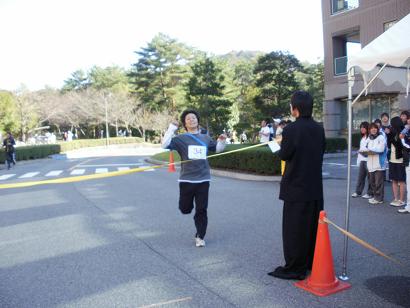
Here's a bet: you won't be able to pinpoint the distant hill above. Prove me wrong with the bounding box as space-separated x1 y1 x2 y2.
218 50 264 64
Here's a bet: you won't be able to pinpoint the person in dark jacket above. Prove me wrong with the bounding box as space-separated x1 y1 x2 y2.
268 91 326 280
386 117 406 206
2 132 16 170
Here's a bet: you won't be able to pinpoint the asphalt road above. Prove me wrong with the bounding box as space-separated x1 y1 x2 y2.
0 149 409 307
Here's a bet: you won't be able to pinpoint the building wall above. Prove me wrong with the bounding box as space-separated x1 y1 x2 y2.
321 0 410 137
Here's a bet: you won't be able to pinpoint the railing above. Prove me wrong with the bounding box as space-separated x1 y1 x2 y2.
331 0 359 15
334 56 348 76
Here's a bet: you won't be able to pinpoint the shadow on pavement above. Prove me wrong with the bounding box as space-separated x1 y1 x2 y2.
365 276 410 307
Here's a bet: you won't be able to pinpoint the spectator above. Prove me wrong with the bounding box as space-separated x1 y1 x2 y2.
352 122 373 199
366 122 387 205
400 110 410 125
259 120 270 143
399 117 410 214
240 131 247 144
2 132 16 170
386 117 406 207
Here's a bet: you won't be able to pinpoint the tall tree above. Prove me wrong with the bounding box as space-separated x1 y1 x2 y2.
0 91 18 134
128 33 194 112
186 57 232 135
253 51 302 117
296 62 324 120
61 70 89 92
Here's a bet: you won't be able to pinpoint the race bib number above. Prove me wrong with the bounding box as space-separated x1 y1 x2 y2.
188 145 207 160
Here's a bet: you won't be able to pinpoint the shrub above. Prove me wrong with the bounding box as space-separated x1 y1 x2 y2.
0 137 144 163
0 144 61 163
59 137 143 152
325 138 347 153
208 144 281 175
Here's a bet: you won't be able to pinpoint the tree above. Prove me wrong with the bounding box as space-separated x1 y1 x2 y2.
186 57 232 135
129 33 194 112
13 87 39 141
296 61 324 120
62 70 89 92
253 51 302 117
0 91 18 134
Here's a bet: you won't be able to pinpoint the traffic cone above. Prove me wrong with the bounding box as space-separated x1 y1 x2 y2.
168 151 176 172
295 211 351 296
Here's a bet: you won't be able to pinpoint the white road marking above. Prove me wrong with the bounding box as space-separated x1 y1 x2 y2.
70 169 86 175
140 165 155 172
79 163 143 167
95 168 108 174
117 167 130 171
19 172 40 178
45 170 63 177
0 174 16 180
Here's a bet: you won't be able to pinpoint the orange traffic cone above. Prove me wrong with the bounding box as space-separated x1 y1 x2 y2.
295 211 351 296
168 151 176 172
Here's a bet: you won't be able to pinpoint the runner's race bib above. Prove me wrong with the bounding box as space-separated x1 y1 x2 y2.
188 145 207 160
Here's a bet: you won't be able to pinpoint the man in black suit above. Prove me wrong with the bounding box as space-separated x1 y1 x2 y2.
269 91 325 280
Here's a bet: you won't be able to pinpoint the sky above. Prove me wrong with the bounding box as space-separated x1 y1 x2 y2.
0 0 324 91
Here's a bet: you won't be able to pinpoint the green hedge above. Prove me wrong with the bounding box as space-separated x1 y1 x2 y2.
59 137 143 152
0 137 144 163
325 138 347 153
0 144 61 163
208 144 281 175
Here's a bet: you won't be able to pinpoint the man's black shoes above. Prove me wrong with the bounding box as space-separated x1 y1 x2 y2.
268 266 306 280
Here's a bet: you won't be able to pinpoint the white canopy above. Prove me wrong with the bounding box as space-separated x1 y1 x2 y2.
348 13 410 72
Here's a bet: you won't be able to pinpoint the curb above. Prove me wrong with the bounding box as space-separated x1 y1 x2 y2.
145 158 281 182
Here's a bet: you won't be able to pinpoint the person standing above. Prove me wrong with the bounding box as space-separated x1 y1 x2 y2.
386 117 406 206
269 91 325 280
3 132 16 170
351 122 373 199
259 120 270 143
162 110 226 247
367 122 387 204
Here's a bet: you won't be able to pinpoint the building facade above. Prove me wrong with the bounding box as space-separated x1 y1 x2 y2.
322 0 410 137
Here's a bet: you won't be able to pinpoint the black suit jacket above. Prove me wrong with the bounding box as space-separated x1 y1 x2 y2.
279 117 325 202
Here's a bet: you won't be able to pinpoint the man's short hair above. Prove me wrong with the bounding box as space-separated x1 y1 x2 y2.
290 91 313 117
180 109 200 130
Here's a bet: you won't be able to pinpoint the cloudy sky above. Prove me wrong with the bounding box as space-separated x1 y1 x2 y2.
0 0 324 91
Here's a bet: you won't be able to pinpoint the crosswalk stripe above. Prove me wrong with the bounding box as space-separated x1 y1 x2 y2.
19 172 40 179
117 167 130 171
140 165 155 172
0 174 16 180
70 169 85 175
95 168 108 174
45 170 64 177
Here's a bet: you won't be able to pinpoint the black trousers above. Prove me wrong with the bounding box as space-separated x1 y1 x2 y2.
282 200 323 275
179 182 210 239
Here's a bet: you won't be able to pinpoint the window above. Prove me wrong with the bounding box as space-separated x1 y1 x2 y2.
340 94 399 131
332 0 359 15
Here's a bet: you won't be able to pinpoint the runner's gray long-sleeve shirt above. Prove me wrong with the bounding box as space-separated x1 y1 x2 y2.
162 124 226 183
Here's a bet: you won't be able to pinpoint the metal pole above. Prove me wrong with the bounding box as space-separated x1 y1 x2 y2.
339 68 354 281
105 94 109 146
340 63 387 281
